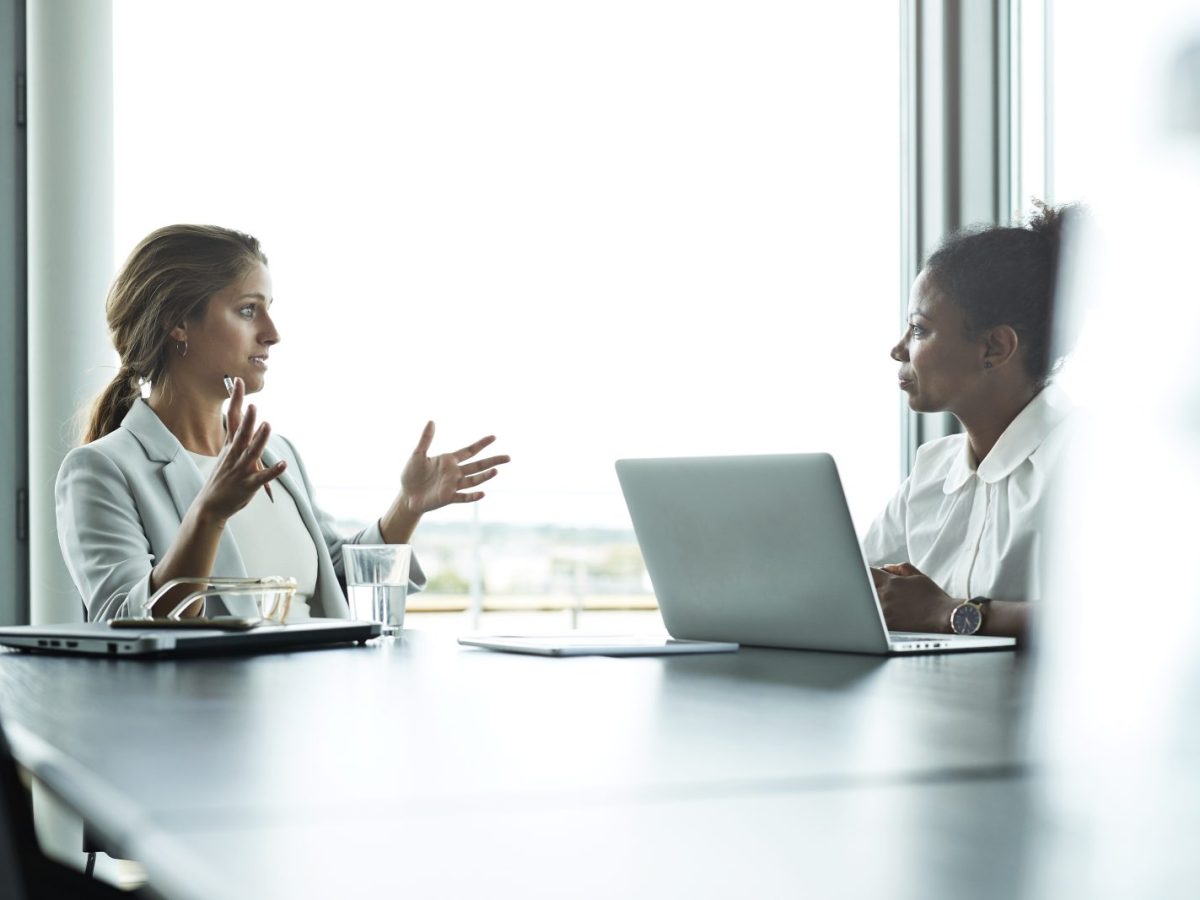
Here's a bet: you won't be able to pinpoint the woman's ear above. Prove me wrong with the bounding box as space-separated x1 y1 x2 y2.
168 323 187 342
983 325 1020 370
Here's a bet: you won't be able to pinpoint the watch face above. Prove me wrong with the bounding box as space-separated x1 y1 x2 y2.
951 603 983 635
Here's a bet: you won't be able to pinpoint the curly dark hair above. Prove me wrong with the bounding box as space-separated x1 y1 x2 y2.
925 201 1078 387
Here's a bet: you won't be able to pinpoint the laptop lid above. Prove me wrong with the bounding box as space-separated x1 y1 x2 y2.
0 619 380 659
616 453 1014 655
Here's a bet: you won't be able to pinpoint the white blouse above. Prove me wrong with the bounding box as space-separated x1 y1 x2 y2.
862 385 1074 603
188 452 319 619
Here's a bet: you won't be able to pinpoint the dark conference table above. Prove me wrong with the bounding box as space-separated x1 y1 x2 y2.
0 630 1079 898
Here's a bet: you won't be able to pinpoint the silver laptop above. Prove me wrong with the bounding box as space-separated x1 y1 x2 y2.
615 454 1016 655
0 619 381 658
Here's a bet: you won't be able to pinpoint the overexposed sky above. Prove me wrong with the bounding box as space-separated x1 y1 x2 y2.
114 1 902 531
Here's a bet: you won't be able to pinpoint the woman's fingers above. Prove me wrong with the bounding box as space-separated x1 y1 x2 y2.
238 421 272 467
413 421 436 457
222 407 275 478
880 562 918 576
460 469 497 489
460 454 511 476
454 434 496 463
230 403 257 455
225 377 246 440
251 459 287 486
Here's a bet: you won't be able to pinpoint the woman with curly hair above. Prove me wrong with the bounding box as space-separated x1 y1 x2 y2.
865 203 1078 644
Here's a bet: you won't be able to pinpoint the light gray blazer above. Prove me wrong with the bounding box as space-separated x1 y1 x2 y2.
55 399 424 621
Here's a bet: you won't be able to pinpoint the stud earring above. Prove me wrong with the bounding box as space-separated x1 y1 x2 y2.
984 361 992 370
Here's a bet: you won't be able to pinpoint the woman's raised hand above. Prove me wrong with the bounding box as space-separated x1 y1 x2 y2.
196 377 286 522
399 421 510 514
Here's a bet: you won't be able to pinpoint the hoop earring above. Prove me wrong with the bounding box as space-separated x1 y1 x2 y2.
178 340 188 359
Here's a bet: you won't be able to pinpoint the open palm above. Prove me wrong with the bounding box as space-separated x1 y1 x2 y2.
400 421 510 513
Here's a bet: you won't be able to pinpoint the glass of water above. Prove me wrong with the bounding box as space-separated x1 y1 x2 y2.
343 544 412 635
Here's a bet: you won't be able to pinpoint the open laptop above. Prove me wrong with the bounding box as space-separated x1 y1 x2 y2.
0 619 381 659
613 454 1016 655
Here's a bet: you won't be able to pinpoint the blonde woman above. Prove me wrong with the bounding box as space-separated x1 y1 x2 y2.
56 225 509 621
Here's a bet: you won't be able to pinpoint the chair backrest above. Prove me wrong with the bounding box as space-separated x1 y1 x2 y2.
0 717 32 899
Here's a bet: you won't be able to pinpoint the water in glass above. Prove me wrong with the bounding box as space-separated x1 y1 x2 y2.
348 583 406 634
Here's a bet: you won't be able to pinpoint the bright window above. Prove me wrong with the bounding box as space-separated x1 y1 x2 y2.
1009 0 1050 217
1012 0 1115 399
114 2 902 616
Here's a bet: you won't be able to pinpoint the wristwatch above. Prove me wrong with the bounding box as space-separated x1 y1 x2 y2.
949 596 991 635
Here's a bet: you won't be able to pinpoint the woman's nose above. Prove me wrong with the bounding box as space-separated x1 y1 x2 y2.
890 337 907 362
260 314 281 346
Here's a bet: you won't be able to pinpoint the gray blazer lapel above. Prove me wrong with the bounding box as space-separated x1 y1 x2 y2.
123 401 249 604
117 401 345 618
121 399 183 464
161 454 202 522
124 399 203 524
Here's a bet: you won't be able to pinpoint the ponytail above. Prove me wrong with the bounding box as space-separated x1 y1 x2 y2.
82 369 142 444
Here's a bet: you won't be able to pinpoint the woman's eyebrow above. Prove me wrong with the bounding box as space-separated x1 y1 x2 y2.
236 292 267 302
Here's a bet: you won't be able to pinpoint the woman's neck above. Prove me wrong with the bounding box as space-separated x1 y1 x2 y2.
956 382 1040 465
147 381 226 456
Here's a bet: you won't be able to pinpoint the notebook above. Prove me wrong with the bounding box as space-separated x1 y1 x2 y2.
0 619 380 658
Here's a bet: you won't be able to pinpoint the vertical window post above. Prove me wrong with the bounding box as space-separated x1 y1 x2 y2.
901 0 1012 474
0 0 28 626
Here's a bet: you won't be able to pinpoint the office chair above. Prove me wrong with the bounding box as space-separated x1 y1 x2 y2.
0 714 145 898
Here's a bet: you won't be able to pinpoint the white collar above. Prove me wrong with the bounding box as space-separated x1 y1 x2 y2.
942 384 1073 494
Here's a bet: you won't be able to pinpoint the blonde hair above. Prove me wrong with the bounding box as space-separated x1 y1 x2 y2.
82 225 269 443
